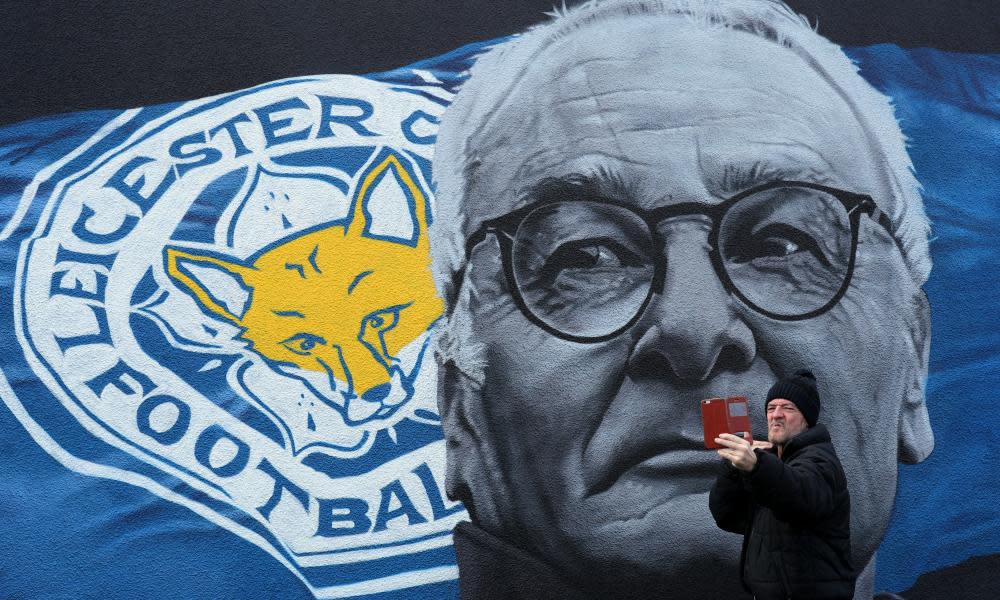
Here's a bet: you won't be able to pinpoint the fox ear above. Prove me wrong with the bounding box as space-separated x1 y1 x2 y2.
348 150 429 246
165 248 254 324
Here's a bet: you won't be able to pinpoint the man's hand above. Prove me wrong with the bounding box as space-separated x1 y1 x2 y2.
715 434 763 472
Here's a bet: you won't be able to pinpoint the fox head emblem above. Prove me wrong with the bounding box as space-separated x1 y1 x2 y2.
165 153 442 433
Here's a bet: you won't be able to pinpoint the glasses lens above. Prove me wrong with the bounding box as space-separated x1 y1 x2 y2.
511 201 656 339
719 185 854 318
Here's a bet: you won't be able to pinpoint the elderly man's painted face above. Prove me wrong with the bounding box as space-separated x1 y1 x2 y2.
446 16 931 594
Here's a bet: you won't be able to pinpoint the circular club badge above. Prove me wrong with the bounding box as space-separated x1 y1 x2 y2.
6 74 465 597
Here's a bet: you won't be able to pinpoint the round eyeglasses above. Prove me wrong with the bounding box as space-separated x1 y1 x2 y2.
463 180 897 343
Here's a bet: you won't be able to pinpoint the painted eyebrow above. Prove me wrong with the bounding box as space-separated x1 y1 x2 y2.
347 270 374 294
272 310 305 318
522 168 631 207
523 163 832 209
712 159 834 196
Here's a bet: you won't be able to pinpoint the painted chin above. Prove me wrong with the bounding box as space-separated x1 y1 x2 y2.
566 489 742 585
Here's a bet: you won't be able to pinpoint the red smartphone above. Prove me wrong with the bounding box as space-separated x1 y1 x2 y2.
701 396 752 449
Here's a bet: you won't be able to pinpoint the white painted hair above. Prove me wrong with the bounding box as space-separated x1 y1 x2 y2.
430 0 932 381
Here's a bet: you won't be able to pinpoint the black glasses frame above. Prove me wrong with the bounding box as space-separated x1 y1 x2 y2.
464 180 896 343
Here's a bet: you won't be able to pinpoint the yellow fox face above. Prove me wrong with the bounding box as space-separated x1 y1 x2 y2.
165 152 442 426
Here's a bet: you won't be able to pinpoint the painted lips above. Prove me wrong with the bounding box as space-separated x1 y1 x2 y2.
587 443 721 498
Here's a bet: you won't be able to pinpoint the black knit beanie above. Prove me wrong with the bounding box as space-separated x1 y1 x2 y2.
765 369 820 426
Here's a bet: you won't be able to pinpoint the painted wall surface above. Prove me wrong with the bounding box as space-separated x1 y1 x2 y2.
0 9 997 600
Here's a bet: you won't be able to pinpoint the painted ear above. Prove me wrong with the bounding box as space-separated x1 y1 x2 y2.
165 247 255 325
435 302 496 520
899 290 934 464
348 150 428 246
437 357 484 517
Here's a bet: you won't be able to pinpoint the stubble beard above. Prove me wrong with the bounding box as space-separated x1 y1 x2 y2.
768 424 786 446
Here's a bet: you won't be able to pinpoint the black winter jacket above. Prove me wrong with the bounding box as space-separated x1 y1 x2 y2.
709 424 855 600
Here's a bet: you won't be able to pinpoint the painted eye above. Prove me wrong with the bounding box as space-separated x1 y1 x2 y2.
725 223 831 267
363 305 408 332
280 333 326 356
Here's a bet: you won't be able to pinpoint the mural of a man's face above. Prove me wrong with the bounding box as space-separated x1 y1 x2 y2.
438 13 932 596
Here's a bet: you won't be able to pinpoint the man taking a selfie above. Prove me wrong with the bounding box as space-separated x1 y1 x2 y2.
710 370 855 599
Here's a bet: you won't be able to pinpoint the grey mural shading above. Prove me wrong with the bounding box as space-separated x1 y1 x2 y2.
429 0 933 598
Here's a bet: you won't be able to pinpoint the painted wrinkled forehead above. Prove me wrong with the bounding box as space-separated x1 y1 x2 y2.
461 17 871 215
431 0 930 308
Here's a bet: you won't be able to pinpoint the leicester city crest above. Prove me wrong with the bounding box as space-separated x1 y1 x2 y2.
1 73 465 597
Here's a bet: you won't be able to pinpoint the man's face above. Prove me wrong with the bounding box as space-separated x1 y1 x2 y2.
766 399 809 446
448 16 928 593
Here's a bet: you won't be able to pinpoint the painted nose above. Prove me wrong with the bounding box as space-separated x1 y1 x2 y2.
629 220 756 382
361 383 391 403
